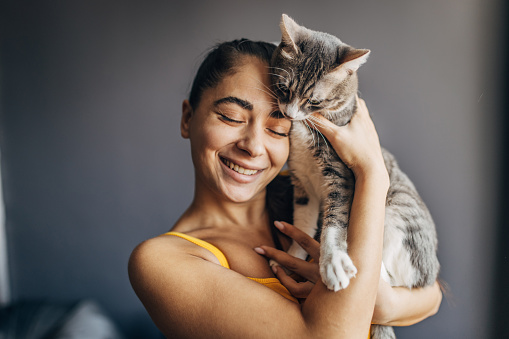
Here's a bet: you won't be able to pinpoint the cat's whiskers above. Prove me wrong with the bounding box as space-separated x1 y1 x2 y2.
307 114 327 129
268 72 288 82
303 120 318 148
269 66 291 79
242 78 278 100
304 118 321 148
306 116 330 153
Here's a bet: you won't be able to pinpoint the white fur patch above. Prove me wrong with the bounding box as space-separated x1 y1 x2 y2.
382 209 418 287
319 227 357 291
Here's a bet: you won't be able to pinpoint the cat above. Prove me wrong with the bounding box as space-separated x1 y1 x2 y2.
270 14 440 339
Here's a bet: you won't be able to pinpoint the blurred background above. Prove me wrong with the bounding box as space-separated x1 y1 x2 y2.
1 0 507 338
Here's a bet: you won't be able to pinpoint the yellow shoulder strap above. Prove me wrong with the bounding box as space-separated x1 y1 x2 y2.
164 232 230 269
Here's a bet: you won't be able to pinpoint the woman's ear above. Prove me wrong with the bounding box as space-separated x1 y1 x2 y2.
181 100 193 139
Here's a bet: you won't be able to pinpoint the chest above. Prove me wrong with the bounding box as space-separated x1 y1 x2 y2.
190 229 288 279
289 123 345 195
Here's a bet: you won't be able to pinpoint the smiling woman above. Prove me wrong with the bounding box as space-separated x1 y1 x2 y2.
128 39 441 338
180 54 291 203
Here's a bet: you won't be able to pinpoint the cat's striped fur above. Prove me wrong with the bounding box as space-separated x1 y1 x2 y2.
271 14 439 339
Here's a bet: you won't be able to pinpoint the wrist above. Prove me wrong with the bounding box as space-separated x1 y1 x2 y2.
354 165 390 191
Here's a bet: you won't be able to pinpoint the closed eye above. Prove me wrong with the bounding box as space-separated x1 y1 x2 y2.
216 112 243 124
268 129 289 137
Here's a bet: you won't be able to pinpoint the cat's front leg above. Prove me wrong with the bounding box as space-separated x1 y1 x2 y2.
320 185 357 291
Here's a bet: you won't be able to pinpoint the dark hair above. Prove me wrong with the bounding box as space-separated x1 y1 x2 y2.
188 39 276 109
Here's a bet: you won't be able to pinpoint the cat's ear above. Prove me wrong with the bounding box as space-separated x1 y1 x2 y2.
327 48 370 81
339 48 371 74
279 14 307 56
181 99 193 139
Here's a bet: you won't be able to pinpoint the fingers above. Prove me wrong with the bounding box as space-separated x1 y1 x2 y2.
256 245 320 283
273 266 315 299
274 221 320 260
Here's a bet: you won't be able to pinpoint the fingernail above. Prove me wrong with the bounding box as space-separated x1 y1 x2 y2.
254 247 266 255
272 265 278 274
274 221 285 231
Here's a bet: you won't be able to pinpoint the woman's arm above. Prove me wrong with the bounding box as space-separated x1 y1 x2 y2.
129 236 309 338
373 279 442 326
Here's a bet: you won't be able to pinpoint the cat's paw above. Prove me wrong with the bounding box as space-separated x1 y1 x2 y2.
320 249 357 291
269 259 292 275
269 259 280 270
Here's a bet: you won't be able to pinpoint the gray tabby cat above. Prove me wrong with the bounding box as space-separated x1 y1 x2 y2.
270 14 440 339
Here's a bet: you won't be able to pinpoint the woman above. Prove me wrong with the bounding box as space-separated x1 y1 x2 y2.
128 39 442 338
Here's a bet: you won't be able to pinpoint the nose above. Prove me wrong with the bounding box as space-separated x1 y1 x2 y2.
236 125 265 158
281 100 299 120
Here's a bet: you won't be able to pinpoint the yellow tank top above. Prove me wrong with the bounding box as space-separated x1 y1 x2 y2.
164 232 299 303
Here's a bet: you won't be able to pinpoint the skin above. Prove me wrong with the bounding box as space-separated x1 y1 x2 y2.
128 56 442 338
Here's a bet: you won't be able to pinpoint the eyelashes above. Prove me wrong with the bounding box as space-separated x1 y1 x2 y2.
269 129 289 138
217 112 243 124
216 112 289 138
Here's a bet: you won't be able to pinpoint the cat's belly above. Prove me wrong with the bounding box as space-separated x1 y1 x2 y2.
288 123 323 198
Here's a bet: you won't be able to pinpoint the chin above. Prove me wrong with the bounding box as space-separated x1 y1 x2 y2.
223 185 264 204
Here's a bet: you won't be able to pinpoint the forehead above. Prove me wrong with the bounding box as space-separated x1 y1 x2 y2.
208 58 276 107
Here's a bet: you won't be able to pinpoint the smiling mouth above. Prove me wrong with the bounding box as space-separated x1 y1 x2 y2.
221 158 260 176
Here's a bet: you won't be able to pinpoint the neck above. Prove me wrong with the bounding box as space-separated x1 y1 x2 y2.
175 184 269 234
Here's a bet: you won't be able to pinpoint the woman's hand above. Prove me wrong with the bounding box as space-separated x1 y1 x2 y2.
311 97 388 184
254 221 320 299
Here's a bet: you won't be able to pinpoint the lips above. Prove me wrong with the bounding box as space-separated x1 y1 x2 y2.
220 157 261 176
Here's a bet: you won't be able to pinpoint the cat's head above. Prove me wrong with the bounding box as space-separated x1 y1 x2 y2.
271 14 370 121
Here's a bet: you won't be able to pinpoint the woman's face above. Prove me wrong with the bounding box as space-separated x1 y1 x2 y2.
181 57 291 203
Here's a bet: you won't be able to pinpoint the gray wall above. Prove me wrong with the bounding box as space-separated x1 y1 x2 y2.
1 0 504 338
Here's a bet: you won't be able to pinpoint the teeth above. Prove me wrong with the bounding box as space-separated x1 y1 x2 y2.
224 159 259 176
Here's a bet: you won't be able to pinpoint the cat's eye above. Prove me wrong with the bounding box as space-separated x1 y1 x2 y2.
307 98 322 106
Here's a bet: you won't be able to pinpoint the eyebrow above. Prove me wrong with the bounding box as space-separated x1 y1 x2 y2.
213 96 253 111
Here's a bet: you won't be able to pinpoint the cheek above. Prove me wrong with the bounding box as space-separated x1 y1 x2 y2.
270 140 290 167
195 122 232 151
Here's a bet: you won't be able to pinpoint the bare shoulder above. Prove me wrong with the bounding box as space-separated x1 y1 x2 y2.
128 234 222 299
129 233 219 272
128 234 306 338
